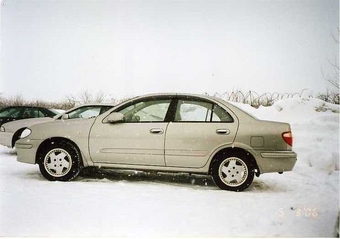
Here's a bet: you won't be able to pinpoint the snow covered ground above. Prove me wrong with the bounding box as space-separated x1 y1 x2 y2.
0 97 339 237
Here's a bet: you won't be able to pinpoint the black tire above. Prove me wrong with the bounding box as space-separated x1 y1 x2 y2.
211 152 255 191
38 140 82 181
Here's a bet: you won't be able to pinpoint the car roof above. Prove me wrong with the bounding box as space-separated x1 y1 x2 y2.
118 92 257 120
112 93 231 111
0 106 58 114
130 92 222 102
0 106 40 110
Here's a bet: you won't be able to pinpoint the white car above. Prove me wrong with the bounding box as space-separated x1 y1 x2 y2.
0 104 114 148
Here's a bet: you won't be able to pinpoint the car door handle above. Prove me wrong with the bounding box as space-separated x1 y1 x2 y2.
216 129 231 135
150 128 164 134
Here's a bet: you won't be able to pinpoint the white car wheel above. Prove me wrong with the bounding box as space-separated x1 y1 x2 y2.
44 148 72 177
218 157 248 187
211 152 254 191
38 140 82 181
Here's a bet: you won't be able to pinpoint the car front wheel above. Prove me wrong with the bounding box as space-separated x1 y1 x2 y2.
38 141 82 181
211 152 254 191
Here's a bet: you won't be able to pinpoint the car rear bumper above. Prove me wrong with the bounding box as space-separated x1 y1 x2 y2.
0 132 13 148
256 151 297 173
16 139 41 164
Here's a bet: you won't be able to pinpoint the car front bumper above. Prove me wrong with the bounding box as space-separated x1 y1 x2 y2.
16 139 42 164
256 151 297 174
0 132 13 148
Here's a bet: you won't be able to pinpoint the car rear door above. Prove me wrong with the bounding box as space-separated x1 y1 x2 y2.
165 97 239 168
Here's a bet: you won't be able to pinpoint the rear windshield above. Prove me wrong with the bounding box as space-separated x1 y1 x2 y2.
218 99 258 120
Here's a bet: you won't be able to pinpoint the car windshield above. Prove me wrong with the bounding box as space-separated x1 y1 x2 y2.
53 113 63 119
58 105 113 120
69 107 101 119
0 107 22 117
48 109 61 115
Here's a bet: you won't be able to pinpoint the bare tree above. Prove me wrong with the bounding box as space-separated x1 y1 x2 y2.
65 90 107 106
322 59 339 89
4 95 26 106
322 28 339 90
94 91 105 103
318 28 340 104
79 90 93 104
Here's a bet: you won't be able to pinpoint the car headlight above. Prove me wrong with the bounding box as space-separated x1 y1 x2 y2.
0 126 5 132
20 128 32 139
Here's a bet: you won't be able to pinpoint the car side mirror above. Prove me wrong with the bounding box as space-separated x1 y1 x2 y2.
62 114 69 120
105 112 124 124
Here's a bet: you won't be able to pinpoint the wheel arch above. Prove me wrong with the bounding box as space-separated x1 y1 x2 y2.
35 137 84 167
12 127 27 148
208 147 261 177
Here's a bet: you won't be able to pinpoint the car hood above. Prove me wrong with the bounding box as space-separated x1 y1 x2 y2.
2 117 54 133
27 118 96 140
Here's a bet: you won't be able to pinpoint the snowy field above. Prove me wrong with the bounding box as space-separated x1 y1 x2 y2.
0 98 339 237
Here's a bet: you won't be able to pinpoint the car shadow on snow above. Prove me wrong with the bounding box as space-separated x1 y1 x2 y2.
0 147 287 192
76 167 280 192
77 167 217 190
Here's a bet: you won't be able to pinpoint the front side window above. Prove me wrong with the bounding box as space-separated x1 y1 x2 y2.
21 108 38 118
175 99 233 123
37 110 46 117
118 99 171 122
99 106 113 115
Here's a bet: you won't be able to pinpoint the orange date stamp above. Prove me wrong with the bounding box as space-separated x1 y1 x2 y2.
279 207 318 218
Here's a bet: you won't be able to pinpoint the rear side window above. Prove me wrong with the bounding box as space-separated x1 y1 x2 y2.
211 104 234 122
175 100 212 121
175 100 233 123
0 107 22 117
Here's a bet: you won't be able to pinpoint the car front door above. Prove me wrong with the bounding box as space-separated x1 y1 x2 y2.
89 98 172 166
164 98 239 168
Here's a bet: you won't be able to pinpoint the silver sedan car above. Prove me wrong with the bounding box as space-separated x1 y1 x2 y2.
16 93 297 191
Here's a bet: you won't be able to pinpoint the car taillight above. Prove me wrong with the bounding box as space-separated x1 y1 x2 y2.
282 131 293 146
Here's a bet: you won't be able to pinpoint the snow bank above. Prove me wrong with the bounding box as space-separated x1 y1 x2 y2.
231 98 339 173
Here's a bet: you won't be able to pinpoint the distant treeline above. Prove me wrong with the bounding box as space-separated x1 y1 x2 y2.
0 90 339 110
0 91 127 110
208 89 339 108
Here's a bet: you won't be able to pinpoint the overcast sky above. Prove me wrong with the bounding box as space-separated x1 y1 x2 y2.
1 0 339 102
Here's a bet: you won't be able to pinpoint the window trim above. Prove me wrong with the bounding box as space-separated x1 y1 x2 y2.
101 95 235 124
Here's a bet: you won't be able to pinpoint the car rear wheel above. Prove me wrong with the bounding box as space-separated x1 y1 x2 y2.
38 141 82 181
211 152 254 191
